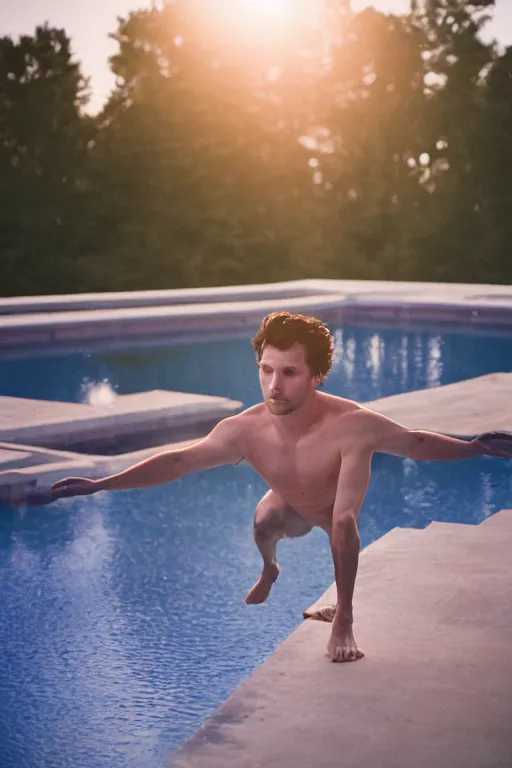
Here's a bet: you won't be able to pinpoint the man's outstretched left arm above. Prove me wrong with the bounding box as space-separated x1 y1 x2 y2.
360 410 512 461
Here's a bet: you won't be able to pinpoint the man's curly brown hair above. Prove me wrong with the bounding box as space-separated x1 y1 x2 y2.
252 312 335 382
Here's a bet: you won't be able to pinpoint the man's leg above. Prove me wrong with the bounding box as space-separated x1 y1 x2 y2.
303 523 337 623
245 489 312 605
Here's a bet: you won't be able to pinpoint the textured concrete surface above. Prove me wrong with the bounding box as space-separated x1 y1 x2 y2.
0 447 32 467
366 372 512 437
0 390 242 450
0 281 332 314
0 390 241 496
2 278 512 316
172 512 512 768
0 435 202 493
2 279 512 352
0 293 344 351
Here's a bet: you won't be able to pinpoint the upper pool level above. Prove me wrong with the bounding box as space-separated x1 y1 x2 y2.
1 278 512 355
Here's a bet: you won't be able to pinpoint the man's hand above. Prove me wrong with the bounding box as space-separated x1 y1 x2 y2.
473 431 512 460
51 477 101 500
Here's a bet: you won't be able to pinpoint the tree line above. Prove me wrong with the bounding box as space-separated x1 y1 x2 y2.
0 0 510 297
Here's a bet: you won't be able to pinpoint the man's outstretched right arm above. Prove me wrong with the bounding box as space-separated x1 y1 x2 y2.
51 416 244 500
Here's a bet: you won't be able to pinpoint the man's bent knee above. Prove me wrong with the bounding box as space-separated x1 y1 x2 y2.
254 501 286 537
254 498 312 540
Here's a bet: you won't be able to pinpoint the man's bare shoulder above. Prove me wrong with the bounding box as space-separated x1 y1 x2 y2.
337 405 399 450
318 391 363 418
229 403 267 433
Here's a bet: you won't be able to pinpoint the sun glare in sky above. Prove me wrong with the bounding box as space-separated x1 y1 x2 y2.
195 0 319 46
2 0 511 113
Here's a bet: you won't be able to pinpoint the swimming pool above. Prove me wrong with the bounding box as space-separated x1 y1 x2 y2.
0 322 511 768
1 322 511 408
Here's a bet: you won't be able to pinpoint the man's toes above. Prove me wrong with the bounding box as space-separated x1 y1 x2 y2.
246 589 263 604
331 646 344 663
304 604 337 622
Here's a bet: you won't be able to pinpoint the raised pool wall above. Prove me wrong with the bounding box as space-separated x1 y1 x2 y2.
1 278 512 355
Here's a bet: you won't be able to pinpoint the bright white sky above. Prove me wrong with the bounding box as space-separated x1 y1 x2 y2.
2 0 511 113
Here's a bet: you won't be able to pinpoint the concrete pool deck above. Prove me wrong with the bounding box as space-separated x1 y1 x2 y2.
1 278 512 355
172 510 512 768
0 390 242 451
0 390 242 499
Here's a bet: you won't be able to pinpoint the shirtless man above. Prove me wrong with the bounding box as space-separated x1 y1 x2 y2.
50 312 512 662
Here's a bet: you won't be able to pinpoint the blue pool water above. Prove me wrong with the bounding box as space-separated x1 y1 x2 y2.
1 323 512 408
0 322 511 767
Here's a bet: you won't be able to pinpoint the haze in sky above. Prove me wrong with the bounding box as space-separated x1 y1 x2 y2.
2 0 511 113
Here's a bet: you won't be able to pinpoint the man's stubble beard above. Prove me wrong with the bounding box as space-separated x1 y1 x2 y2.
265 398 296 416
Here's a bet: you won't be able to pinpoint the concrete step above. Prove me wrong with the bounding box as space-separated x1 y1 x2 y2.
362 511 512 564
0 390 242 454
360 521 511 577
307 517 512 633
479 508 512 531
174 513 512 768
304 526 424 617
362 525 425 554
365 371 512 437
416 519 512 552
427 512 512 534
423 519 510 538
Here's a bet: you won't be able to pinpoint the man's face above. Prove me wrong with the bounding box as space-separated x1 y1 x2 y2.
258 343 319 416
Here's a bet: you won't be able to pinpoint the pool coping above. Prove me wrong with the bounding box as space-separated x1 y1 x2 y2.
1 279 512 354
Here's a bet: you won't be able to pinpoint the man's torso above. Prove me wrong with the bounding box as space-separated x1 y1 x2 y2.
237 393 363 526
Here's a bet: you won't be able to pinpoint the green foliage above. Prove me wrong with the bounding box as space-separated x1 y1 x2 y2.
0 25 93 293
0 1 510 296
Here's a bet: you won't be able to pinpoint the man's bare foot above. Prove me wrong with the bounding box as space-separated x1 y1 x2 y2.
327 622 364 663
303 604 336 622
245 563 280 604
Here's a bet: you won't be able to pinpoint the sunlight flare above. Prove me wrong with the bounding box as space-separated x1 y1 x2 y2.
192 0 320 48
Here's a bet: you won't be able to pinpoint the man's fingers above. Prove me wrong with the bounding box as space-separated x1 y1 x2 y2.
477 432 512 458
487 449 512 459
51 478 98 500
475 440 512 459
52 478 80 490
54 485 81 498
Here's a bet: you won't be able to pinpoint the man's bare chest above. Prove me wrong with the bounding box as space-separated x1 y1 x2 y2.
243 430 341 502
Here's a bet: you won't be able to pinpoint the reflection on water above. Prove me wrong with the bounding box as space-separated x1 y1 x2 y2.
427 335 443 387
80 378 118 407
0 322 510 408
